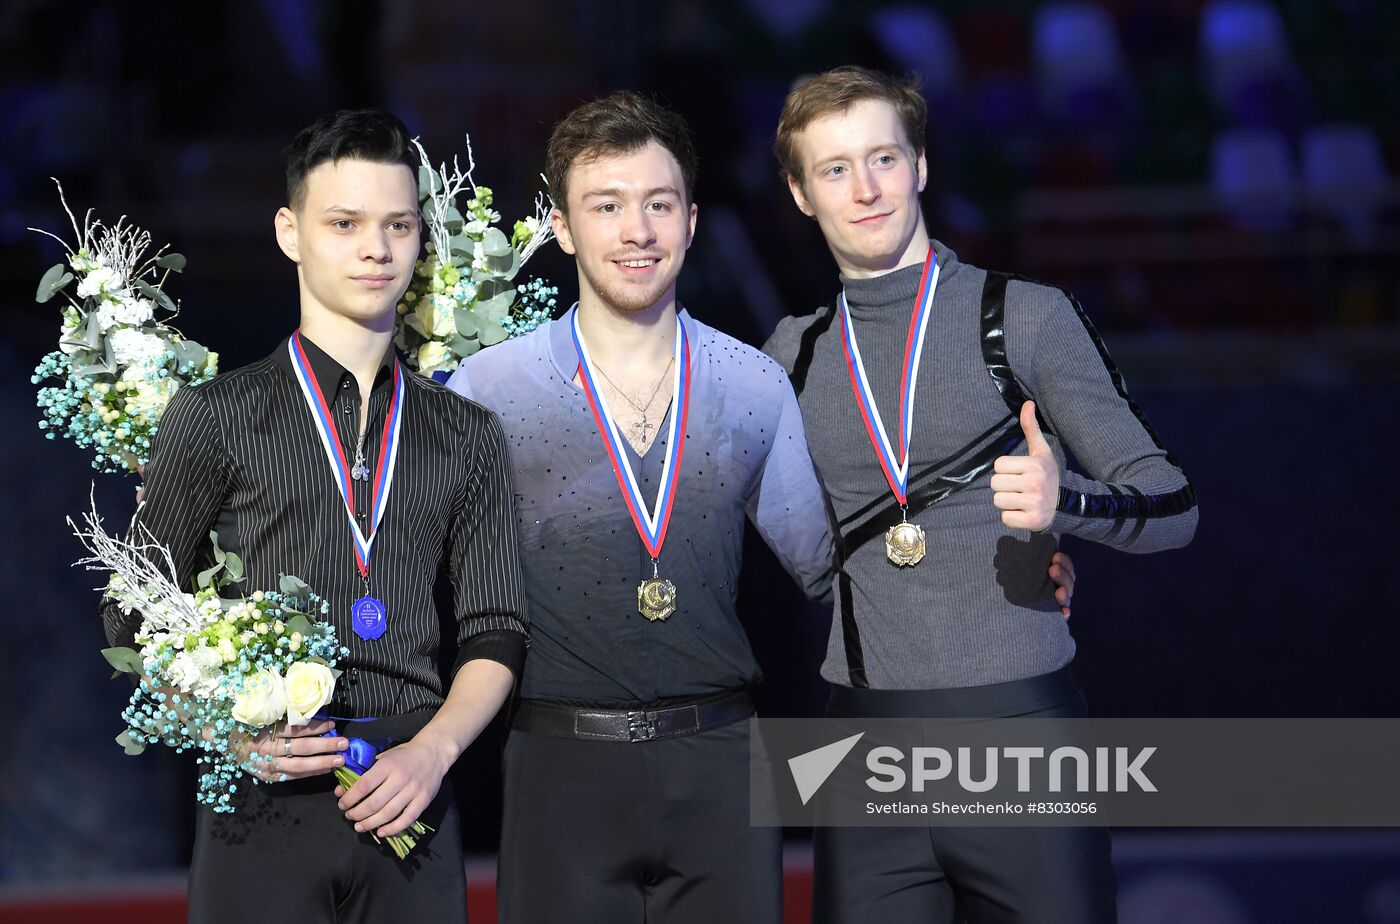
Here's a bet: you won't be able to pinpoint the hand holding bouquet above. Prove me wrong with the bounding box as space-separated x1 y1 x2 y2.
71 497 430 858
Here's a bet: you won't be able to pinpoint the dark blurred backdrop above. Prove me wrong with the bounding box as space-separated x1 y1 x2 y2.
2 1 1398 920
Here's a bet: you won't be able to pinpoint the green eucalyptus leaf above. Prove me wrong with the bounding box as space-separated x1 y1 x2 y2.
172 339 208 370
477 319 509 347
116 729 146 756
285 613 314 637
102 647 144 674
155 253 186 272
454 308 479 338
135 278 176 312
37 263 73 303
196 561 224 589
475 278 513 302
278 574 313 597
418 165 440 197
223 551 244 582
449 232 475 256
477 290 515 323
79 312 104 348
480 227 512 257
209 531 226 563
73 358 113 378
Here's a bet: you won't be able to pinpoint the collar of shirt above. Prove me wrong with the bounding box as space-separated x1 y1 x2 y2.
271 330 398 399
837 237 963 322
546 303 702 384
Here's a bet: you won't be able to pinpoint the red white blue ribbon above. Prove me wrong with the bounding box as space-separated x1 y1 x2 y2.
288 332 405 577
838 247 939 505
572 310 691 559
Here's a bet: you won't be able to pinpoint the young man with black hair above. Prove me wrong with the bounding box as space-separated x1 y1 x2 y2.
101 109 527 923
763 66 1199 923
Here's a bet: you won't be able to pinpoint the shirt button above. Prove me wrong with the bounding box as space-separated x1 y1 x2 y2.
348 668 360 683
341 380 351 390
357 512 367 520
343 403 354 414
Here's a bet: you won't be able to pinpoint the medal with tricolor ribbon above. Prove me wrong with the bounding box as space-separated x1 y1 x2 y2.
838 247 939 567
288 331 404 637
571 310 692 621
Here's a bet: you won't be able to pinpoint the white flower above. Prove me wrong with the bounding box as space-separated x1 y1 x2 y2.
166 651 203 693
94 295 154 333
415 293 456 339
418 341 454 375
76 266 121 300
123 377 176 421
58 311 84 354
69 251 99 273
189 646 225 697
217 638 237 664
283 662 336 726
230 668 287 727
109 328 167 367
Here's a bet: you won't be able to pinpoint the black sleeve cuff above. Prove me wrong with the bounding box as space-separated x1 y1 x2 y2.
452 628 527 682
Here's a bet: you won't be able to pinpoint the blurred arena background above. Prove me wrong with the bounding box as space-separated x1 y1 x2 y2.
2 1 1397 921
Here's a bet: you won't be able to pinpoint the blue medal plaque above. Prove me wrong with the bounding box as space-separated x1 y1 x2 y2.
352 595 388 641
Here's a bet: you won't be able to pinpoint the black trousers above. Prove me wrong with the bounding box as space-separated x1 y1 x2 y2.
814 668 1118 924
187 748 464 923
497 718 781 923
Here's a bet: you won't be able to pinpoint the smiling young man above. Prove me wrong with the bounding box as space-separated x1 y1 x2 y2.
446 92 836 922
100 109 527 923
762 68 1199 922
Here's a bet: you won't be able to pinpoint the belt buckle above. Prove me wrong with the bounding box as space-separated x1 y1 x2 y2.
626 710 658 742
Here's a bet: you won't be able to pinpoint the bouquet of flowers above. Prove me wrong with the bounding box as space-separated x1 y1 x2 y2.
71 497 431 859
31 180 218 473
395 137 559 378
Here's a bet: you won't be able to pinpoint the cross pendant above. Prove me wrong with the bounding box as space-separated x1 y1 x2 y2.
634 414 655 446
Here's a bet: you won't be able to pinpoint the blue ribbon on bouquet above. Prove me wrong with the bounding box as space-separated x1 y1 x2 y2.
339 735 395 774
314 709 395 774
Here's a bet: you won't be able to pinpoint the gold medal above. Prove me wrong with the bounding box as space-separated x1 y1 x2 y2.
637 576 677 621
885 520 925 567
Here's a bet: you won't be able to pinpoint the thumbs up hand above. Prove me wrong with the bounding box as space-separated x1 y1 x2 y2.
990 401 1060 532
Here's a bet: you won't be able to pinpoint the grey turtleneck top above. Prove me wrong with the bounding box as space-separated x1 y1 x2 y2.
763 240 1197 690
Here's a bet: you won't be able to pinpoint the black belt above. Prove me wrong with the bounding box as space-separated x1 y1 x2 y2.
512 691 754 743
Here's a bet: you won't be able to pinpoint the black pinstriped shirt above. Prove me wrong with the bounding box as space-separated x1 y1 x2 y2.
100 333 528 717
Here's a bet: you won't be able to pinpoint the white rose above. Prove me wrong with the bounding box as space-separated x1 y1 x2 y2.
230 668 287 727
283 662 336 726
124 378 175 420
165 651 202 693
415 293 456 339
417 341 454 375
217 638 238 664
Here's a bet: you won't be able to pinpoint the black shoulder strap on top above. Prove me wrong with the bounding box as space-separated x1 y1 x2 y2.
788 305 837 398
981 269 1197 521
